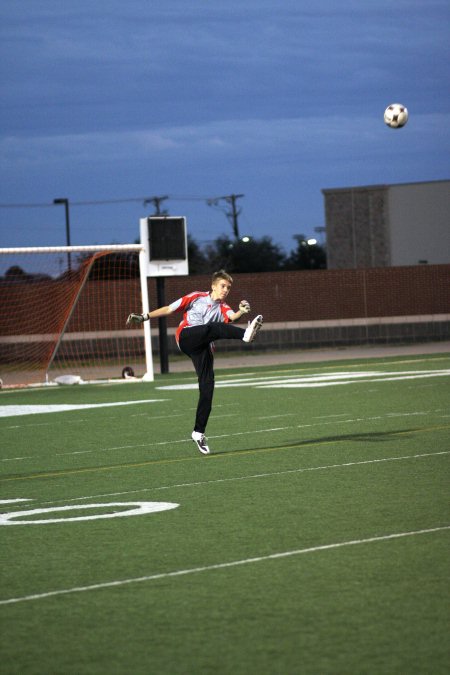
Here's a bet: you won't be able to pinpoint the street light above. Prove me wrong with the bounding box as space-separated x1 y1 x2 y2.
53 198 72 271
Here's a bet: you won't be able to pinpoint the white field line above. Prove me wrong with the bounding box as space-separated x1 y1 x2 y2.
16 450 450 509
2 456 34 461
0 399 169 419
156 369 450 391
156 371 379 390
259 372 450 388
1 525 449 606
0 402 238 431
1 410 446 462
0 419 368 461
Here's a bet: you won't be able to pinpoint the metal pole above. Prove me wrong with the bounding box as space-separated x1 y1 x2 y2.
138 246 155 381
54 198 72 271
156 277 169 374
145 198 170 374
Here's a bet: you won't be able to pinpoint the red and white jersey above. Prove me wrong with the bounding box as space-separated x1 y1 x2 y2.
169 291 234 344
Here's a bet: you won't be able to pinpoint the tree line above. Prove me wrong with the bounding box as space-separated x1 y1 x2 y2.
87 233 326 278
2 234 326 282
188 234 326 274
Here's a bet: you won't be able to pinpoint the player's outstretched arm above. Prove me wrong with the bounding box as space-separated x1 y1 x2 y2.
126 305 174 326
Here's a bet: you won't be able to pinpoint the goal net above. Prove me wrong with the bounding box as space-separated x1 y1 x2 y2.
0 245 154 388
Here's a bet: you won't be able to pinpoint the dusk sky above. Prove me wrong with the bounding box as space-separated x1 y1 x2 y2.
1 0 449 255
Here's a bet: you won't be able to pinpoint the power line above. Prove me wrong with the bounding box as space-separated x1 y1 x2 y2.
0 192 246 239
0 202 54 208
0 194 216 209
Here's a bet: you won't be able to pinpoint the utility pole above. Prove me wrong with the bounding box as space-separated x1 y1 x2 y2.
143 195 169 215
207 193 244 239
144 196 170 374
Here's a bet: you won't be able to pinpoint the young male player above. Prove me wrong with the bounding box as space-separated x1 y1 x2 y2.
127 270 263 455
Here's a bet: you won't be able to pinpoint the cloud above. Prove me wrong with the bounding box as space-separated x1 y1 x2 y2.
2 112 449 172
1 0 449 254
2 0 448 117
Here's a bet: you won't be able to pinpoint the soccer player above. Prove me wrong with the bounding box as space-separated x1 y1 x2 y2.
127 270 263 454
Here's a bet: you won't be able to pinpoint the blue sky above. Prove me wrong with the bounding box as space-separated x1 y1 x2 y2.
1 0 449 254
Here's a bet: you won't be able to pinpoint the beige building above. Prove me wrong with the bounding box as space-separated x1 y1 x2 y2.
322 179 450 269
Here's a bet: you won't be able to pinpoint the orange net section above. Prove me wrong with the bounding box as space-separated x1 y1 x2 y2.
0 250 146 387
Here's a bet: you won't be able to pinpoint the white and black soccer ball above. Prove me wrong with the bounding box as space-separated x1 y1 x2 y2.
384 103 408 128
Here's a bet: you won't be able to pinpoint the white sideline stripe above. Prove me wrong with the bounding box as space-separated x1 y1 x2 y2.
0 498 31 504
0 399 168 418
261 372 450 388
29 450 450 507
1 526 448 606
157 369 450 390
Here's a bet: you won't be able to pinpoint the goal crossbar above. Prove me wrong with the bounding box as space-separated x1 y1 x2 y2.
0 244 143 254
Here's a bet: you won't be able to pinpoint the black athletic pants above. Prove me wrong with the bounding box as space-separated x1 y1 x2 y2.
178 322 245 434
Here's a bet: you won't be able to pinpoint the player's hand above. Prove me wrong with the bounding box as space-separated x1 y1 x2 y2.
239 300 251 314
126 313 146 326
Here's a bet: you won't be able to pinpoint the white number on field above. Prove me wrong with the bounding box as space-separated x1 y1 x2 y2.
0 499 179 525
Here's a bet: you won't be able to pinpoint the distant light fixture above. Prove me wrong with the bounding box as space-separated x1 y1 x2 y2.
307 238 317 246
241 236 251 243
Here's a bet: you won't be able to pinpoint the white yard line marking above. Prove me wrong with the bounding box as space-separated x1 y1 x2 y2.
142 450 450 491
2 410 448 462
14 450 450 509
0 402 238 432
156 371 380 390
256 413 296 420
1 525 448 606
1 425 294 461
130 413 184 420
156 369 450 390
260 371 450 388
1 456 34 462
312 413 349 419
0 399 169 418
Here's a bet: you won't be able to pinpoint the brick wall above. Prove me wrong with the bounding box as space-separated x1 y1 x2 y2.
1 265 449 353
144 265 450 326
141 265 450 351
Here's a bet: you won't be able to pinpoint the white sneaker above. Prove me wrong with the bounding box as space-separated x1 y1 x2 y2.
191 431 210 455
243 314 263 343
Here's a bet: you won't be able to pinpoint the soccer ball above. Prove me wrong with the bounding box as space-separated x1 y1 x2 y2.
384 103 408 128
122 366 135 379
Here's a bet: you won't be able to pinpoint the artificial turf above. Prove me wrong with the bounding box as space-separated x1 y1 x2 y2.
1 352 449 674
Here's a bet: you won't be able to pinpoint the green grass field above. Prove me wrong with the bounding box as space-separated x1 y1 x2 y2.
1 351 449 675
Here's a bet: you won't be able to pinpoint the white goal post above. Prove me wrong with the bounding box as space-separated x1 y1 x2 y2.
0 243 155 388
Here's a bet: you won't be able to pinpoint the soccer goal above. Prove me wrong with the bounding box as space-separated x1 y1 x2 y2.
0 244 154 388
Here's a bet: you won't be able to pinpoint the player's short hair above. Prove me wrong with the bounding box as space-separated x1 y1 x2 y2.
211 269 233 285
